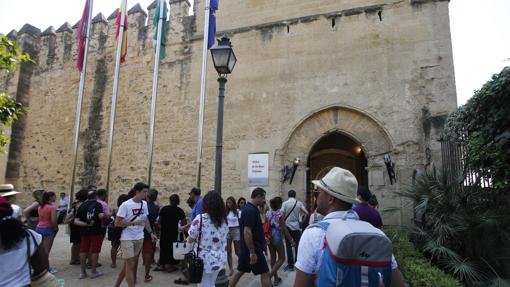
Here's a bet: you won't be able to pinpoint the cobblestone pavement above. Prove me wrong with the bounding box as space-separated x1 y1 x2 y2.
49 225 296 286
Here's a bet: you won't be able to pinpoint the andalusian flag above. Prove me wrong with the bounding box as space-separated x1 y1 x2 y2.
208 0 218 49
115 7 128 63
76 0 91 71
153 0 168 59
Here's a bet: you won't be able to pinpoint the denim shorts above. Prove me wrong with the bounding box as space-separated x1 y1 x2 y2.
271 229 283 246
227 227 240 241
36 227 57 237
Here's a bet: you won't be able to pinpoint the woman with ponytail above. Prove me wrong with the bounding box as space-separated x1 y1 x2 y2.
35 191 58 274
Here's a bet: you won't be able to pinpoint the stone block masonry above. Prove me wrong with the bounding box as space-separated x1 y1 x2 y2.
1 1 456 225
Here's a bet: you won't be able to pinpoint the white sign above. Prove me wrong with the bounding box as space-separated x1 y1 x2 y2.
248 153 269 186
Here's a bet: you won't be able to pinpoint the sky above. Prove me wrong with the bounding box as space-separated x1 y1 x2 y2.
0 0 509 106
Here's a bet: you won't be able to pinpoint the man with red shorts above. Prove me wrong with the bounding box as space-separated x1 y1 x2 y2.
74 190 105 279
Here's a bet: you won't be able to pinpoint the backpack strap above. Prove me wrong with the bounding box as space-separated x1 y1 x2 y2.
25 229 38 277
284 200 298 221
306 210 359 231
342 210 359 221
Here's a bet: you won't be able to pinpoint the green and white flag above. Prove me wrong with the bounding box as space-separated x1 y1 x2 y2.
153 0 168 59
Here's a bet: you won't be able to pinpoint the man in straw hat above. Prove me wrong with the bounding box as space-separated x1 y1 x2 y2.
293 167 405 287
0 184 22 219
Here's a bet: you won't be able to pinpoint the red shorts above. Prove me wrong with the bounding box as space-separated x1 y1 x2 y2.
143 239 155 254
80 234 104 254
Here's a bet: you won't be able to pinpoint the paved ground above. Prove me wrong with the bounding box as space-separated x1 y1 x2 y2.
49 226 296 286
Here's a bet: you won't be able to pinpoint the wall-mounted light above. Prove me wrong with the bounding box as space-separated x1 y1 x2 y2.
281 157 301 184
384 154 396 185
355 146 362 154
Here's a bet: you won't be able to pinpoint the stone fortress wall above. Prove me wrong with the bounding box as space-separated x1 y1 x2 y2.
1 0 456 224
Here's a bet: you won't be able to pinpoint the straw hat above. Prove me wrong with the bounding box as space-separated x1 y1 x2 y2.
0 184 19 197
312 167 358 204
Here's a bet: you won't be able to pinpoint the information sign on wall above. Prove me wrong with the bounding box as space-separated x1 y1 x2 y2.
248 153 269 186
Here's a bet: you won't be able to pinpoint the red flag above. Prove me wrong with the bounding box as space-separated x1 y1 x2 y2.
115 8 128 63
76 0 91 72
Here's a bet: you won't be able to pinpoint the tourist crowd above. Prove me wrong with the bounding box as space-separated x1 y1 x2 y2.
0 166 406 287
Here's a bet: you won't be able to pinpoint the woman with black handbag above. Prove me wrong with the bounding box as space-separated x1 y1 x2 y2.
187 191 228 286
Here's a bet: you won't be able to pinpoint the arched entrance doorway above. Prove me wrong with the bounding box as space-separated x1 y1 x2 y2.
280 106 394 210
306 132 368 209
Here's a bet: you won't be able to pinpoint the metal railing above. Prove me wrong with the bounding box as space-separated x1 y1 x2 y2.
440 138 493 190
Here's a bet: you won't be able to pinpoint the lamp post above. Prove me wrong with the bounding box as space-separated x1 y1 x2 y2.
210 34 237 196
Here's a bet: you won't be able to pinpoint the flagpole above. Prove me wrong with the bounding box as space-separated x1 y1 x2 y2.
147 0 165 187
70 0 93 204
105 0 127 193
196 0 211 188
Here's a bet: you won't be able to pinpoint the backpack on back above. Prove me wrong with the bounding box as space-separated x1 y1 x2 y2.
312 214 393 287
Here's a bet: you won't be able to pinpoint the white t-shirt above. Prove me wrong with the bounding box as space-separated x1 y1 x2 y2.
117 199 148 241
11 204 22 219
295 211 398 285
0 229 42 286
226 210 240 227
58 196 69 211
282 198 306 231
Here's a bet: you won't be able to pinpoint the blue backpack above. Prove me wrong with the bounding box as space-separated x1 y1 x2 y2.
311 212 393 287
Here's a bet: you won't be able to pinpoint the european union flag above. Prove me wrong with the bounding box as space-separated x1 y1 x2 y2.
208 0 218 49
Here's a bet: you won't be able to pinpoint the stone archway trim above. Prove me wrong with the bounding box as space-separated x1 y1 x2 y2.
281 105 394 159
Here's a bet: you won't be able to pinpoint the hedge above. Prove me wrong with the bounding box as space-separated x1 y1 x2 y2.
384 227 462 287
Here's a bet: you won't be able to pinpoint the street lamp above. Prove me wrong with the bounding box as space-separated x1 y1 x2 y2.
211 34 236 197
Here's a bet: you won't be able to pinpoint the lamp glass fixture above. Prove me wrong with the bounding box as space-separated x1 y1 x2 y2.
210 35 237 75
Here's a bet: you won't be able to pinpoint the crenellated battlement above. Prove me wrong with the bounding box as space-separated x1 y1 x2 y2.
4 1 194 74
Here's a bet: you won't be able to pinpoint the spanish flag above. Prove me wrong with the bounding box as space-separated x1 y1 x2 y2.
115 7 128 63
76 0 91 71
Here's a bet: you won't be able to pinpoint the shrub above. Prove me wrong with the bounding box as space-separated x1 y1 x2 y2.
444 66 510 189
398 169 510 285
385 227 462 287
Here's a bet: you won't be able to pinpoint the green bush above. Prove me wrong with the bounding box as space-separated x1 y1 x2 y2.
444 66 510 189
398 169 510 285
385 227 462 287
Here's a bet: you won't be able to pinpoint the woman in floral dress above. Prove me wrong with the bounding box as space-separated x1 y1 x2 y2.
188 190 228 287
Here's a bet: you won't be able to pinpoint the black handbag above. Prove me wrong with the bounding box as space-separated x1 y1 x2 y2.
107 222 123 242
186 214 204 283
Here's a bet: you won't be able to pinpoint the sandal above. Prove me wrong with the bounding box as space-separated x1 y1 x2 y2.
144 274 153 283
174 278 189 285
274 277 282 286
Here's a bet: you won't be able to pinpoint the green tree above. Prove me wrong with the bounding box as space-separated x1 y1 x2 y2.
0 36 32 152
445 66 510 189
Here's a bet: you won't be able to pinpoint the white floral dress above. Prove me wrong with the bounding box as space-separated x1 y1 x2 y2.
189 213 228 273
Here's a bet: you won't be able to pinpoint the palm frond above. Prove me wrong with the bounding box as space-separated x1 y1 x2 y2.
440 256 488 285
423 240 461 261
